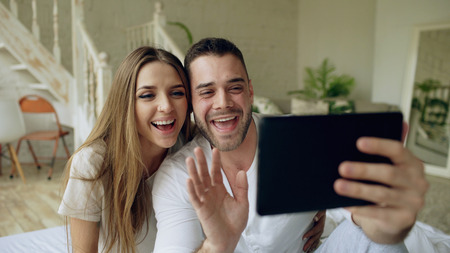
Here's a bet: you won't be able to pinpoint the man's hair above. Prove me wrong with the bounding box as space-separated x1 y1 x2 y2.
184 37 249 80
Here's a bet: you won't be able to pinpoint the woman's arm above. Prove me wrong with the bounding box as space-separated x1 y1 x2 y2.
70 218 100 253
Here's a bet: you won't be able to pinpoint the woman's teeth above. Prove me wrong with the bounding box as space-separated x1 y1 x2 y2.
152 119 174 126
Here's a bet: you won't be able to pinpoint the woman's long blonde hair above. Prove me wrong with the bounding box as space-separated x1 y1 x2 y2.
61 46 192 253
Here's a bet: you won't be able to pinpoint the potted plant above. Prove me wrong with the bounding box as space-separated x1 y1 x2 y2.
288 58 355 115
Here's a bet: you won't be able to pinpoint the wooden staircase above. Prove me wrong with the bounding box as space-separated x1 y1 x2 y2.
0 2 73 124
0 0 184 149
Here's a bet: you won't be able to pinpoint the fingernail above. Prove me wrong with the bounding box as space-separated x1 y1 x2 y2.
314 216 319 222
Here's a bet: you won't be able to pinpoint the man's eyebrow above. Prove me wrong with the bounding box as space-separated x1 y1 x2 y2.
195 78 246 91
227 78 246 84
195 82 214 90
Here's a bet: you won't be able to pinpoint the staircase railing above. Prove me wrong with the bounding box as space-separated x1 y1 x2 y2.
125 2 185 61
7 0 62 63
0 1 71 103
72 0 112 147
1 0 112 148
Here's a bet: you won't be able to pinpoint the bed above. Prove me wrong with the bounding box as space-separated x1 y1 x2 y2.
0 212 449 253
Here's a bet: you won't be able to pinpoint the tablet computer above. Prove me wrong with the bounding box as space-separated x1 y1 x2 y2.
256 112 403 215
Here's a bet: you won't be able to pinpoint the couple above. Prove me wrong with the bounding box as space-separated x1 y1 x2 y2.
59 38 428 253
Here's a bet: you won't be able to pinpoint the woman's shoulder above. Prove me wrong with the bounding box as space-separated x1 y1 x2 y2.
70 139 107 178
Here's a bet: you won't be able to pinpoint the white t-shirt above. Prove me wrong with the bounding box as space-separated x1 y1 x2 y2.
58 139 156 252
153 114 317 252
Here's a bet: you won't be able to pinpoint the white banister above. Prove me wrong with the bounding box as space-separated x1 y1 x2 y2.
31 0 40 40
77 21 102 69
155 26 185 61
75 19 112 130
9 0 17 17
53 0 61 63
125 2 186 61
96 52 112 117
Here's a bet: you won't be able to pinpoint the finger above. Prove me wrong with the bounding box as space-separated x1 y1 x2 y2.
338 161 409 188
348 205 416 232
303 233 321 252
233 170 249 204
210 148 224 186
356 137 416 166
194 147 212 190
187 178 202 209
186 156 206 198
401 121 409 143
303 214 325 239
314 210 326 222
334 178 412 208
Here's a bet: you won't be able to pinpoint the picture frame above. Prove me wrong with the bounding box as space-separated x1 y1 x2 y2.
401 21 450 179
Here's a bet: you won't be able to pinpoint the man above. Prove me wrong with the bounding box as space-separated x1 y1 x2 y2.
153 38 428 252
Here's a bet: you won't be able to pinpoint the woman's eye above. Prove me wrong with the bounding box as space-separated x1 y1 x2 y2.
171 91 185 97
138 93 155 99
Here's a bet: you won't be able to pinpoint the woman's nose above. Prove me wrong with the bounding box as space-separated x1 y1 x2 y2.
157 96 174 113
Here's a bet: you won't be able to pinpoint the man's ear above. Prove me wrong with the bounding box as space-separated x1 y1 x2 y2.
248 79 254 104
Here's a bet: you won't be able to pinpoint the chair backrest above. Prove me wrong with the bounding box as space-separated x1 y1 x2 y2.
0 99 26 143
18 95 64 133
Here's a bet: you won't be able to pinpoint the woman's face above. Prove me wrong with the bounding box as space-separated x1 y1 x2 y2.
135 61 187 150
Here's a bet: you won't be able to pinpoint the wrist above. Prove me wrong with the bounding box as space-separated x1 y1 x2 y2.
197 239 236 253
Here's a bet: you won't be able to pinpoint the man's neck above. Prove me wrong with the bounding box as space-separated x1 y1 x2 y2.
219 118 257 179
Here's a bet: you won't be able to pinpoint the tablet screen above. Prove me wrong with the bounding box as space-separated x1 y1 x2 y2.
256 112 403 215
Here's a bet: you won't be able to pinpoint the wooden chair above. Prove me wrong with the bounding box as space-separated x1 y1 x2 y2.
0 99 27 184
13 95 71 180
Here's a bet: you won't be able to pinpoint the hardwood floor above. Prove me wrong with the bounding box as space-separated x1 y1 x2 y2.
0 161 65 237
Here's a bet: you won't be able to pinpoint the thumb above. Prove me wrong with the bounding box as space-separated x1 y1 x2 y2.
234 170 249 204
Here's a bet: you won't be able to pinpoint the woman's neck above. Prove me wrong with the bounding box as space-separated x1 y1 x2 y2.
140 139 168 179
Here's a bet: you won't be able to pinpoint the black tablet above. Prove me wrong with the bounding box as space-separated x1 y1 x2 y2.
256 112 403 215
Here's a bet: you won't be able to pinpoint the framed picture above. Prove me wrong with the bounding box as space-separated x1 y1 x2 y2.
401 21 450 178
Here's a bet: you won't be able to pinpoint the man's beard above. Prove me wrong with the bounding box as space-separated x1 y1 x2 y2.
194 107 252 152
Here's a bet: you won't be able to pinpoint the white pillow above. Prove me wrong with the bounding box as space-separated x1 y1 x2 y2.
252 96 283 115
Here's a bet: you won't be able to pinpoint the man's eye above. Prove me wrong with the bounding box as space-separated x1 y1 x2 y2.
199 90 214 97
230 86 243 93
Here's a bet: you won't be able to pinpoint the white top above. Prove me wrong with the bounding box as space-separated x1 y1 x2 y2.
153 114 317 252
58 140 156 252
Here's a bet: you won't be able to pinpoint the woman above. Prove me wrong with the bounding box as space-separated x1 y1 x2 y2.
58 46 192 253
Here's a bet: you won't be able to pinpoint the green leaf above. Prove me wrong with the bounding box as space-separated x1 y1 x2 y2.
289 58 355 99
167 21 193 45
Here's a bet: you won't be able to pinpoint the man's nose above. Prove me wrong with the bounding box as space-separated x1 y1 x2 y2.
213 90 233 109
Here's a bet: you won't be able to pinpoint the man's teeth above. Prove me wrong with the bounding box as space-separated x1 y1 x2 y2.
214 116 235 122
153 119 174 125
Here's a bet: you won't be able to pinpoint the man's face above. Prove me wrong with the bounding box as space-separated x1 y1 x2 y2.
189 54 254 151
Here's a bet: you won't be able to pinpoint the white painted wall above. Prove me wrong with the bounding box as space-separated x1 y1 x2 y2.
372 0 450 107
84 0 299 110
297 0 376 101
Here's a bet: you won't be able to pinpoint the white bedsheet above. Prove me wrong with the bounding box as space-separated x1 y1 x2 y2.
0 215 449 253
0 226 68 253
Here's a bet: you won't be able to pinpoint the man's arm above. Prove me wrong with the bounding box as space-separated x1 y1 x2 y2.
186 147 249 253
153 159 206 252
334 134 428 244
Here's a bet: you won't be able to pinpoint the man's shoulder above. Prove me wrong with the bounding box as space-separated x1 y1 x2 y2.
160 134 209 169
